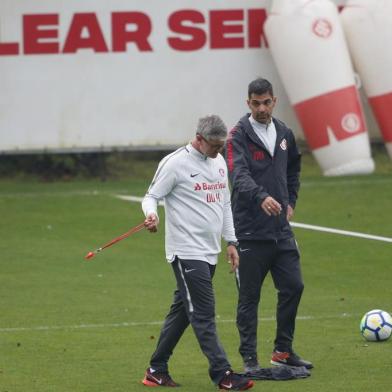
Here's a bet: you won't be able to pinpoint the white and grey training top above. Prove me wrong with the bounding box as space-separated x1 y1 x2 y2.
142 143 237 265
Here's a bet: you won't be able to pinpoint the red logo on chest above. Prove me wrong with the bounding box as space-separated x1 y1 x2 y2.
249 144 265 161
253 150 265 161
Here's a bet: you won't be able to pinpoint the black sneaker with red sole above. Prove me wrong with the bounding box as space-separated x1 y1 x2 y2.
218 370 254 391
270 351 313 369
142 368 180 387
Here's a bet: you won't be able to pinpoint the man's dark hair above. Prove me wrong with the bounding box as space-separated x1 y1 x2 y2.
248 78 274 98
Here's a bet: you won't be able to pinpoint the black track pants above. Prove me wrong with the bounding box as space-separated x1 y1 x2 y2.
235 238 304 359
150 257 231 384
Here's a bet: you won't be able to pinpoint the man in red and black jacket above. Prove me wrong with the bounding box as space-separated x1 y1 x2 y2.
225 78 313 373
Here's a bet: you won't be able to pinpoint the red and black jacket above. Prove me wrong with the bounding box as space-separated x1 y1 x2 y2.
225 114 301 241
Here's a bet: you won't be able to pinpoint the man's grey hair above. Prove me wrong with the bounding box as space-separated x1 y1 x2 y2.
196 115 227 141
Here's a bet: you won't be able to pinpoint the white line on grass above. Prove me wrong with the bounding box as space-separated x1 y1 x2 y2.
0 190 104 198
1 176 390 199
0 190 131 198
291 222 392 243
116 194 164 206
116 195 392 243
0 313 355 333
1 175 390 199
300 177 392 187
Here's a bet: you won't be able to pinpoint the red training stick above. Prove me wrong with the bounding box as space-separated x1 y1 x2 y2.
85 221 145 260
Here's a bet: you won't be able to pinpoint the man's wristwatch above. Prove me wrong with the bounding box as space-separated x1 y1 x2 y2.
227 241 239 247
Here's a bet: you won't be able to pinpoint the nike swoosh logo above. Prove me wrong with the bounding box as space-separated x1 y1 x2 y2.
150 375 162 384
190 173 200 177
239 248 250 252
220 383 232 389
184 268 196 273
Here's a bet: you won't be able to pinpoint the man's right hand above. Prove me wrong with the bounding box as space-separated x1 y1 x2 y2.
144 213 159 233
261 196 282 216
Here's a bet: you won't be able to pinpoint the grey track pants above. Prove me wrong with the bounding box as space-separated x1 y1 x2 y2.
149 257 231 384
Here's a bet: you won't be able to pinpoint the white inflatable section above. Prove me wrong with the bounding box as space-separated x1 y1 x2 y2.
265 0 374 176
386 144 392 158
341 1 392 95
267 0 355 103
314 132 374 176
341 0 392 159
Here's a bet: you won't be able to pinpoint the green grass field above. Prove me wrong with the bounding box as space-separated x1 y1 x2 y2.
1 151 392 391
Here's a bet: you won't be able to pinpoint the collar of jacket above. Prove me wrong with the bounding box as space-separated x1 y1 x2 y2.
186 143 209 161
242 114 287 155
